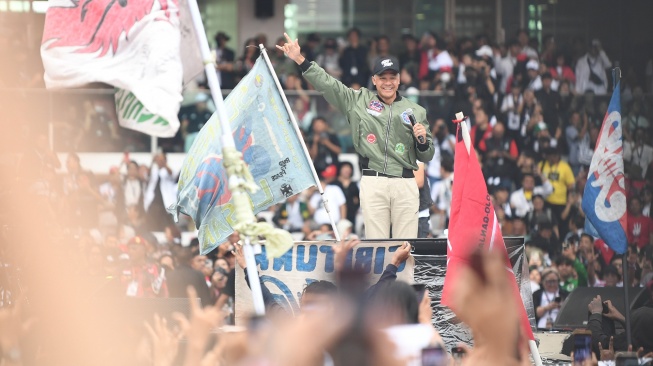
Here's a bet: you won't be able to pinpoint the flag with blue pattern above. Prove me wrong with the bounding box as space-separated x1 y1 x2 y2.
582 81 628 254
171 56 315 254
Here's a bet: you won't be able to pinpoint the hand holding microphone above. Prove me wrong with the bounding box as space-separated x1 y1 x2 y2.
407 109 426 144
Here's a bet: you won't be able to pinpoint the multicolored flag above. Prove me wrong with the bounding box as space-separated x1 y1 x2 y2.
170 56 316 254
442 116 535 341
40 0 202 137
582 81 628 254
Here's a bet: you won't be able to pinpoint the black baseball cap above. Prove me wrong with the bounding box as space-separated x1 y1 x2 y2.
373 57 400 75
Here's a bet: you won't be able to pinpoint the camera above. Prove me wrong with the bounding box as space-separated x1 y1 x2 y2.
602 301 610 314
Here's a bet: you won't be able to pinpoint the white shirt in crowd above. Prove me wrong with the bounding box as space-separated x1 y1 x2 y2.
510 181 554 218
624 141 653 178
309 184 346 225
496 54 517 93
426 134 454 181
99 182 117 204
123 178 142 207
427 49 453 72
432 173 454 218
575 50 612 94
538 290 560 329
501 93 524 133
144 164 178 212
284 200 306 232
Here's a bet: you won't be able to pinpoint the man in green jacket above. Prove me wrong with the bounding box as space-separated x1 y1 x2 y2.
277 33 434 239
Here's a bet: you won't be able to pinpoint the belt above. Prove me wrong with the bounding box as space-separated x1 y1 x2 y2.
362 169 414 179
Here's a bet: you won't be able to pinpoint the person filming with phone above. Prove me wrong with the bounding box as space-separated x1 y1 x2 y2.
533 267 569 329
587 295 653 362
277 33 434 239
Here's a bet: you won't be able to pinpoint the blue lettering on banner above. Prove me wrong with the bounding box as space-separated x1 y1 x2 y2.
239 243 414 318
354 247 374 273
374 247 385 274
255 247 269 270
296 245 318 272
273 249 293 271
319 245 336 273
253 244 407 274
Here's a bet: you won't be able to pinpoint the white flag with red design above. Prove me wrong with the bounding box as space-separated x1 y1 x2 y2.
40 0 202 137
441 117 535 341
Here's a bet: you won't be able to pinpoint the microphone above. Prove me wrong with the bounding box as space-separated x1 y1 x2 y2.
407 110 425 144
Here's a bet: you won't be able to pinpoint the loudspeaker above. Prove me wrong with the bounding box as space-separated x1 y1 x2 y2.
554 287 646 329
254 0 274 18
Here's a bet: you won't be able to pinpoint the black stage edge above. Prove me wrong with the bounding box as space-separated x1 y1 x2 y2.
360 236 525 256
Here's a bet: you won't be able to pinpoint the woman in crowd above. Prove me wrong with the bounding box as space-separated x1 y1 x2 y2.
334 161 360 230
533 267 569 329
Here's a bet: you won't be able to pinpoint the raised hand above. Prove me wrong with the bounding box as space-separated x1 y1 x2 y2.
598 336 615 361
234 243 247 270
275 32 304 64
453 251 524 366
333 237 360 272
588 295 603 314
172 286 224 366
391 241 412 267
603 300 625 323
144 314 181 366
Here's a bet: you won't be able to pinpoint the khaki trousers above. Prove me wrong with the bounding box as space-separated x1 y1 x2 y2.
360 175 419 239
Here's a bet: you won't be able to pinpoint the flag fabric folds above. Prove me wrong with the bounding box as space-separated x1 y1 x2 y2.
170 56 316 254
442 121 535 340
582 82 628 254
40 0 202 137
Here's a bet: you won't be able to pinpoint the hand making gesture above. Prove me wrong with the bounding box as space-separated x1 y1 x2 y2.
276 33 305 65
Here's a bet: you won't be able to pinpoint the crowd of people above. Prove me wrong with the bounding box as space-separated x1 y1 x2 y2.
3 26 653 365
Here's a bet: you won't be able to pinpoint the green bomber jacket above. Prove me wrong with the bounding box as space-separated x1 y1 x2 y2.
299 60 434 177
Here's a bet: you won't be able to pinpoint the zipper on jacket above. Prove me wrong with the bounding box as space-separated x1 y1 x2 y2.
383 104 392 173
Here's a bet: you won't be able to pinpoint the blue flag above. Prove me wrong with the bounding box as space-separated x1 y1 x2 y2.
582 81 628 254
171 57 316 254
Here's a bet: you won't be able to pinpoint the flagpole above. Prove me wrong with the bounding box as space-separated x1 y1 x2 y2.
454 112 472 154
612 66 632 347
454 111 543 366
259 45 342 241
186 0 265 315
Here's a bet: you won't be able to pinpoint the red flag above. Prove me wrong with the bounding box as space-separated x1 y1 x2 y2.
442 119 535 341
